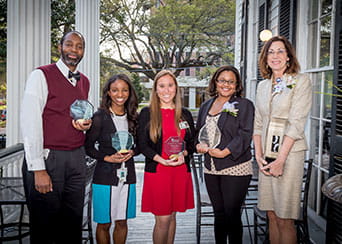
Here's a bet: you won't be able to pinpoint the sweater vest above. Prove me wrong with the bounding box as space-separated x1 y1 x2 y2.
39 63 90 150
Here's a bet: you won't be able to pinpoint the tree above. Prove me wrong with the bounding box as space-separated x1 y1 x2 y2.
131 72 148 103
100 0 235 80
0 0 74 101
51 0 75 61
0 0 6 97
100 54 148 103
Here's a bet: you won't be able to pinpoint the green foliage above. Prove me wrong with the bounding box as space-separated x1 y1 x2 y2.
196 66 217 80
131 72 148 103
0 0 6 96
0 83 6 99
100 54 130 94
51 0 75 61
0 120 5 128
0 0 6 62
100 54 147 103
100 0 235 80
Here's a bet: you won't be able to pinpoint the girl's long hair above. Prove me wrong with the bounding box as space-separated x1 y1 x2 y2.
149 70 182 143
100 74 138 137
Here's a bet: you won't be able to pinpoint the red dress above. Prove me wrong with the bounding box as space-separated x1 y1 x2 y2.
141 109 194 215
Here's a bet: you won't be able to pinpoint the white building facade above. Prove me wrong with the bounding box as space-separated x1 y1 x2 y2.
234 0 341 241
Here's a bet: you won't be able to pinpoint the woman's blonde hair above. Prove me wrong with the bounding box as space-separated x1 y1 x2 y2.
149 70 182 143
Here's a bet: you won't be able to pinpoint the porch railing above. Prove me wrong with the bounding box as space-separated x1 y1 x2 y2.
0 143 24 178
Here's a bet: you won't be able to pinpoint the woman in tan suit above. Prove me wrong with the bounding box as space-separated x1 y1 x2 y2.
253 36 312 244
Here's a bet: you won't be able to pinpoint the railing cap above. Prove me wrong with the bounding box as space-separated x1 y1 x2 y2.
0 143 24 159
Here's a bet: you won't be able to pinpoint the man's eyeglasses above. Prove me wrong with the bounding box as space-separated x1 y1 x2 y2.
216 79 236 85
267 49 287 56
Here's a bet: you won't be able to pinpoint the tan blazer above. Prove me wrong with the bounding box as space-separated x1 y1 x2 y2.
254 73 312 153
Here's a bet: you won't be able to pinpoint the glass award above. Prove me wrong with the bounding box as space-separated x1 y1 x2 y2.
111 131 134 154
198 123 221 149
164 136 185 160
264 118 286 162
70 99 94 121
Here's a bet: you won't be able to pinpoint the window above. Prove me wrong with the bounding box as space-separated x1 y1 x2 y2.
195 88 205 108
185 68 190 76
308 0 333 69
310 71 333 172
306 0 334 218
180 87 189 107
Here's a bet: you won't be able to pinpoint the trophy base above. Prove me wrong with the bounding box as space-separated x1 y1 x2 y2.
76 119 90 126
77 119 85 123
169 154 179 161
265 157 275 164
119 149 129 155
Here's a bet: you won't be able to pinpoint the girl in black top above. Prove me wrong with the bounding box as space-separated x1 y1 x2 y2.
85 74 138 244
196 66 254 244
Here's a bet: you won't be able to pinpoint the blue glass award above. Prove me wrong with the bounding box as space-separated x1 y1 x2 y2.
111 131 134 154
70 99 94 122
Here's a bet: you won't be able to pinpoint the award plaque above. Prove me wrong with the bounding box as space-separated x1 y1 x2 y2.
70 99 94 121
164 136 185 160
264 118 286 162
111 131 134 154
198 123 221 149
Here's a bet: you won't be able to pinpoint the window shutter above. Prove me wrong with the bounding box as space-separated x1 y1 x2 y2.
326 0 342 242
279 0 297 46
257 3 266 82
240 0 249 85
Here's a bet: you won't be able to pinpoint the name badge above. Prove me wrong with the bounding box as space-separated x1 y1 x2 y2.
179 121 189 129
116 163 127 183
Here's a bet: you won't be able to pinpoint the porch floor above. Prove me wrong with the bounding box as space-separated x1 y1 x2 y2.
3 162 326 244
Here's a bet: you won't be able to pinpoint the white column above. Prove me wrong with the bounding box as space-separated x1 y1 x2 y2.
6 0 51 146
75 0 100 109
189 87 196 109
234 0 242 68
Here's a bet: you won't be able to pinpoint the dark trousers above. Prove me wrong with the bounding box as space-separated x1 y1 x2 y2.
22 147 86 244
205 173 251 244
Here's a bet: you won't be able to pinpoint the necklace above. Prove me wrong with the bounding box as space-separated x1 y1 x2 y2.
109 107 128 132
109 107 125 116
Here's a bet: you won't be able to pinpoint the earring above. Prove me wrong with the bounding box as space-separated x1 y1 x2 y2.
266 64 269 69
286 61 290 67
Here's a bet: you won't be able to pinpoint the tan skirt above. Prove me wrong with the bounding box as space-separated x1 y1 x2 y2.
257 151 305 219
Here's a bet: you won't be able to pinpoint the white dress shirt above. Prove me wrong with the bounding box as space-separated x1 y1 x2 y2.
21 59 81 171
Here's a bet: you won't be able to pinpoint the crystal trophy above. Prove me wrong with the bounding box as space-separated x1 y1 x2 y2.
164 136 185 160
111 131 134 154
198 123 221 149
70 99 94 122
264 118 286 163
111 131 134 183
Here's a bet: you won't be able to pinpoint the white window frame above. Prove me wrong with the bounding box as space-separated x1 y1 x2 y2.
304 0 335 217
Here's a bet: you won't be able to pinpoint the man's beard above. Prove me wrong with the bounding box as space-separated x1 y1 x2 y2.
61 50 83 67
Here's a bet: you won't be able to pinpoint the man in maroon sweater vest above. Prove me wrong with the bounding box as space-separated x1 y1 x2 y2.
21 31 92 244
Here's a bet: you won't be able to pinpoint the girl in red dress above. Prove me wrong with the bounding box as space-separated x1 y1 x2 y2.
137 70 195 244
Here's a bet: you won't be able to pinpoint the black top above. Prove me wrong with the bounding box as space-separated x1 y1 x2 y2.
85 108 137 186
137 107 195 173
195 96 255 171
